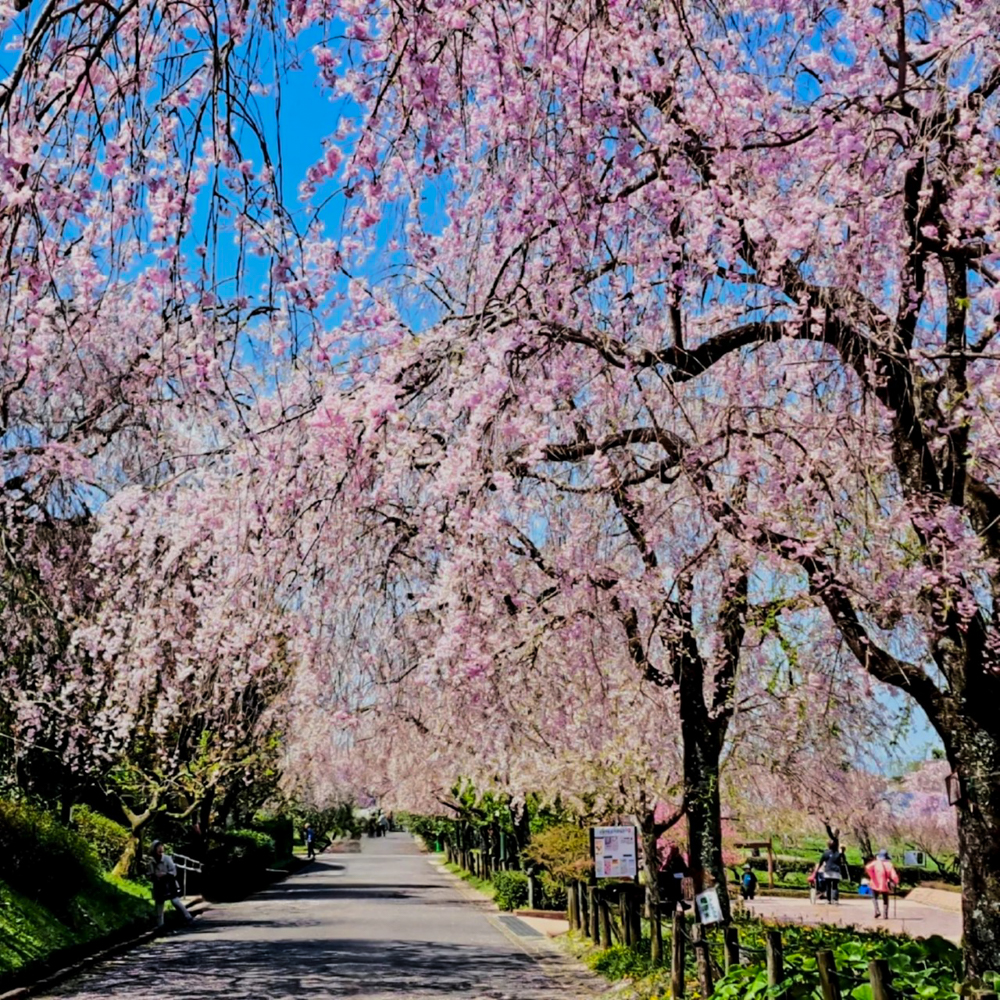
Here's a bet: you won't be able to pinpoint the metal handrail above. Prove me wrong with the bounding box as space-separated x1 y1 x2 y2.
148 851 204 897
172 852 203 897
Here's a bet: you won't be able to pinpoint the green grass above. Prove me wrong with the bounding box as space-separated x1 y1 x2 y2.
443 861 496 899
0 873 152 979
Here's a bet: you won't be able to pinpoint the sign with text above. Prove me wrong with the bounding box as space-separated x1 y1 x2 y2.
592 825 637 880
695 887 724 925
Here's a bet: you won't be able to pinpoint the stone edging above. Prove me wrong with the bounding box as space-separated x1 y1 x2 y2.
428 856 605 997
0 899 210 1000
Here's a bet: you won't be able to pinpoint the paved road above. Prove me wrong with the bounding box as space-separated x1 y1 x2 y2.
43 834 593 1000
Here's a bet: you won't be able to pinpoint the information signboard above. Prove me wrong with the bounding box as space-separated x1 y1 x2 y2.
592 825 638 880
695 887 724 925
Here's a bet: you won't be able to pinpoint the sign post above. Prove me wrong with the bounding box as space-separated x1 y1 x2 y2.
695 886 724 925
591 825 638 881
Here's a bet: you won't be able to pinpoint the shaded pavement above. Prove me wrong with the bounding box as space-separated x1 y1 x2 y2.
42 834 593 1000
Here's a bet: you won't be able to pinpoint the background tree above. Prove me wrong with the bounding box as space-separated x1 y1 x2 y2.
292 0 1000 972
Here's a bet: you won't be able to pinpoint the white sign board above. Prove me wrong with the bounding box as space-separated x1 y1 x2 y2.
695 887 724 925
903 851 925 868
592 826 637 880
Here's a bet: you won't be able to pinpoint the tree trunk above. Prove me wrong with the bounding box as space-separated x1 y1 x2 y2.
682 715 731 922
112 835 141 879
112 799 156 879
951 725 1000 977
641 814 664 965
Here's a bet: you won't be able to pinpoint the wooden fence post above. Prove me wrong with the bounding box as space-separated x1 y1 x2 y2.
630 885 642 945
578 881 588 934
599 893 613 949
619 890 633 946
817 950 842 1000
724 926 740 973
693 923 713 998
589 886 599 941
567 883 578 931
671 912 686 1000
869 959 892 1000
650 890 663 966
766 929 784 987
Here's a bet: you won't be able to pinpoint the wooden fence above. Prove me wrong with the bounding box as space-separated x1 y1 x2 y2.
566 877 995 1000
446 859 991 1000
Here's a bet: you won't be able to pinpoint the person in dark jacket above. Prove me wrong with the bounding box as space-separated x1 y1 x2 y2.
811 840 847 903
659 842 689 912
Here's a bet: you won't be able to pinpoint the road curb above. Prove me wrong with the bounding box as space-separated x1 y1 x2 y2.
0 899 211 999
428 857 605 997
1 854 313 998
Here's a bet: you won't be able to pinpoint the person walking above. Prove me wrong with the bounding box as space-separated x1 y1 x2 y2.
150 841 194 929
811 840 847 904
305 823 317 860
740 863 759 901
865 849 900 919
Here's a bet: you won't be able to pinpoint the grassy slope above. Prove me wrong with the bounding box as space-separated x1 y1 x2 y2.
0 873 152 978
443 861 496 899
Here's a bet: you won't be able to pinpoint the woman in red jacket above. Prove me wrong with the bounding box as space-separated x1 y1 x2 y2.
865 850 900 919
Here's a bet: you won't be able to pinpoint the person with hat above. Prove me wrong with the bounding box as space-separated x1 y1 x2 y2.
740 863 758 900
864 849 900 919
150 841 194 928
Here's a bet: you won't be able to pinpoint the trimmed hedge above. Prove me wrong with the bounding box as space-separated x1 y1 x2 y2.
0 801 99 910
739 854 956 887
72 807 131 873
204 829 277 899
492 870 529 911
253 816 293 860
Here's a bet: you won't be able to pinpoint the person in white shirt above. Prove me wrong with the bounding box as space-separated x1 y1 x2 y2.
150 841 194 928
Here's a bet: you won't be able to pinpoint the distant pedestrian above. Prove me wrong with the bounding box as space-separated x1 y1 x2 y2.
150 841 193 928
305 824 317 859
865 850 899 919
740 863 758 900
811 840 846 904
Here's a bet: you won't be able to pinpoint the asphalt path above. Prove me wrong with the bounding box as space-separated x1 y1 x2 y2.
43 834 589 1000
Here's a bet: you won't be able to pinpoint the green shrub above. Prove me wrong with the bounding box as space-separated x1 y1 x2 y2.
538 871 567 910
523 824 592 883
203 828 277 899
492 870 529 911
589 939 654 980
741 855 952 887
72 807 130 873
0 800 99 909
219 829 276 867
253 816 293 859
399 813 452 848
714 922 961 1000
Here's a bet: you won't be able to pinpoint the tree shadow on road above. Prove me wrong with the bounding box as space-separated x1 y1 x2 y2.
44 936 555 999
